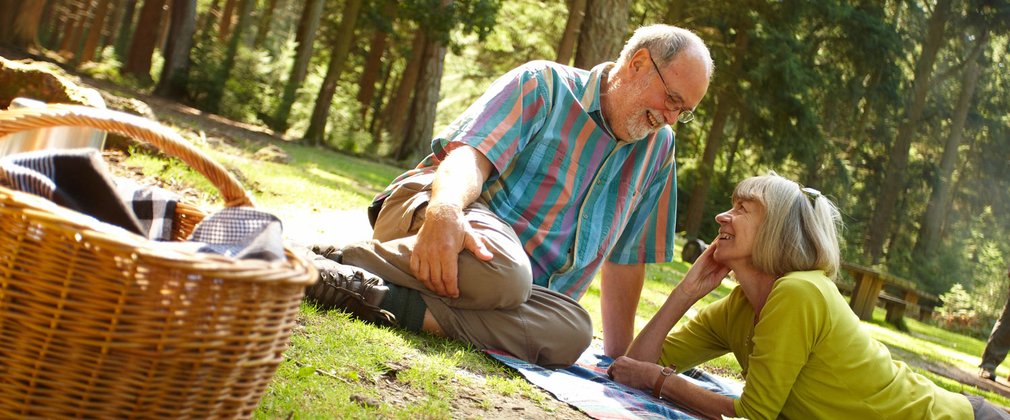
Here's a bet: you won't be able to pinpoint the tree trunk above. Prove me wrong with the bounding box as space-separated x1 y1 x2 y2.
114 0 138 60
59 0 90 55
556 0 586 65
357 0 397 123
912 36 984 259
217 0 238 41
123 0 167 82
863 0 951 263
683 96 731 241
573 0 629 69
3 0 46 49
198 0 221 38
396 33 447 161
53 0 83 50
683 31 747 240
383 31 426 148
270 0 325 132
206 0 255 112
253 0 279 48
78 0 114 63
367 56 395 150
357 30 389 122
100 0 125 50
303 0 364 146
154 0 197 99
38 0 64 47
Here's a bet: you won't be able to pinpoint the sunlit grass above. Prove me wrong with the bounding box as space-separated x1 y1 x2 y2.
129 134 1010 415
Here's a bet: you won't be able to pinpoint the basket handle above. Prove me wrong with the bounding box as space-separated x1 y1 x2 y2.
0 104 253 208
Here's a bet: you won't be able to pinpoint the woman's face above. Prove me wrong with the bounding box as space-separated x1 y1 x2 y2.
713 198 765 268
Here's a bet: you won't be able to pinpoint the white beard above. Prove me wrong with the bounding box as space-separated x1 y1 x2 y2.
615 81 663 141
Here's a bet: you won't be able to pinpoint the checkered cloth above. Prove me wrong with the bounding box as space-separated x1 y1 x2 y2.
0 149 145 235
486 348 743 420
114 178 180 241
189 207 285 262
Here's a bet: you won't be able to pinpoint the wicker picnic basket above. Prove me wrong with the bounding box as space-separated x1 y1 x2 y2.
0 104 316 418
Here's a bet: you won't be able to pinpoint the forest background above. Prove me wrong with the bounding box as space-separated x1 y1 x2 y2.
1 0 1009 333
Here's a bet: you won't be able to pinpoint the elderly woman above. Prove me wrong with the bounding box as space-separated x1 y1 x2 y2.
607 173 1007 419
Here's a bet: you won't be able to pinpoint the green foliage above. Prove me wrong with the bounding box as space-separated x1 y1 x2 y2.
935 284 983 335
401 0 501 48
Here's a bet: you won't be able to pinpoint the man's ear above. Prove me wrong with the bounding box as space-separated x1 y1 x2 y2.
627 48 651 75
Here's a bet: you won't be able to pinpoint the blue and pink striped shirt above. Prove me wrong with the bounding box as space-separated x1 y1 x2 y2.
377 61 678 299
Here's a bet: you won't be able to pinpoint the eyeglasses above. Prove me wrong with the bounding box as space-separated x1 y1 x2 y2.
649 56 695 124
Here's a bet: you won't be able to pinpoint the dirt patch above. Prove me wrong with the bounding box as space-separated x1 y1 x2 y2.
889 346 1010 400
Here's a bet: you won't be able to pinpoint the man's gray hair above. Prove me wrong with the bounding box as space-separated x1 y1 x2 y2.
616 24 714 79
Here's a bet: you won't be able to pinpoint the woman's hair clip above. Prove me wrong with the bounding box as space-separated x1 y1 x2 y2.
801 187 821 206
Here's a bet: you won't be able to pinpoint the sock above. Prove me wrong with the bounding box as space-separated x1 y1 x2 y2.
379 283 426 332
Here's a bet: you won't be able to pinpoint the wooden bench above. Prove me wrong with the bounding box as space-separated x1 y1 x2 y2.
879 292 909 326
840 262 938 327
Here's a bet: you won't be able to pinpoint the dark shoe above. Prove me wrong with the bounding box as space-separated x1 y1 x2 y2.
980 368 997 381
310 244 343 262
303 254 396 326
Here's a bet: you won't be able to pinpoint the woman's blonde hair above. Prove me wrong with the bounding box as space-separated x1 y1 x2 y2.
732 173 842 278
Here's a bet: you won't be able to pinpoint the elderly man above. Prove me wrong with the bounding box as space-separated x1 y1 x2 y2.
305 24 713 367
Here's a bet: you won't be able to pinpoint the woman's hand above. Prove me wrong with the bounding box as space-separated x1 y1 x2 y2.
676 239 731 301
607 356 663 391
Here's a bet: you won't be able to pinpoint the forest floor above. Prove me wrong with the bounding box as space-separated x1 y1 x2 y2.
83 65 1010 404
3 47 1009 416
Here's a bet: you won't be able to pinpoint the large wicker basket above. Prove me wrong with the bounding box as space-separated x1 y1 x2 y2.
0 105 316 418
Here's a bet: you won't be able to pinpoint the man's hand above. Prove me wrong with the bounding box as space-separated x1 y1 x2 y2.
410 203 493 297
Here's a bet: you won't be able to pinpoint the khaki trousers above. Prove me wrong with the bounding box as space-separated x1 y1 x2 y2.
341 172 592 367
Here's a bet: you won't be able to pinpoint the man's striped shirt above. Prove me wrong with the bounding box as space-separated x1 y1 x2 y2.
376 61 678 299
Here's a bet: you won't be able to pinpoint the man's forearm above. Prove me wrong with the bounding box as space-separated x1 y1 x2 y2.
430 146 493 209
600 262 646 357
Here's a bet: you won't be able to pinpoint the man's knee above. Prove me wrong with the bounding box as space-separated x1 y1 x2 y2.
455 253 532 310
529 307 593 368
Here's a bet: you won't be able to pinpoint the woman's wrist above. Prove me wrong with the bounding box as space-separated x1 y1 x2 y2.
652 364 677 399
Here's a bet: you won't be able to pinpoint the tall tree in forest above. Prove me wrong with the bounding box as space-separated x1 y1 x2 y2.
864 0 953 264
357 0 398 124
270 0 325 132
385 0 499 160
206 0 255 113
154 0 197 99
911 37 983 262
114 0 139 60
58 0 89 56
382 31 425 147
682 31 748 242
395 28 447 160
253 0 280 48
304 0 364 146
556 0 586 65
0 0 45 49
573 0 629 69
78 0 114 64
123 0 168 82
217 0 238 41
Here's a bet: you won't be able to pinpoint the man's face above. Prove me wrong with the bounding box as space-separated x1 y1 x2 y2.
611 50 709 141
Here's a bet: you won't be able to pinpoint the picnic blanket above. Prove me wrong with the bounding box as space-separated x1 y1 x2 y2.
486 348 743 420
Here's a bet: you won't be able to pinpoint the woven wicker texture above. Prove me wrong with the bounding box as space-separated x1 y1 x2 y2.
0 105 316 418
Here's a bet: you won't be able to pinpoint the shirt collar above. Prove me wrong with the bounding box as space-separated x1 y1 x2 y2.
580 62 615 113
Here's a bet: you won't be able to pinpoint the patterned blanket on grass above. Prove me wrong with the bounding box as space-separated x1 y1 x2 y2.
486 349 743 420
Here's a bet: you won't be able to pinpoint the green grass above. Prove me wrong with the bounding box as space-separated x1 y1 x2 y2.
127 133 1009 416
